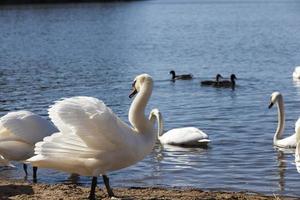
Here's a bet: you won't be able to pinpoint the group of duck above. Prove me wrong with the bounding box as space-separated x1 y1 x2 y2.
169 70 237 90
0 68 300 199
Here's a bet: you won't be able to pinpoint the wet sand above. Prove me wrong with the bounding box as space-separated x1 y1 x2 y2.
0 178 298 200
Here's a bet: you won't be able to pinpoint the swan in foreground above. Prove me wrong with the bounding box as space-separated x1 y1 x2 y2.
214 74 237 90
28 74 160 199
293 66 300 79
150 110 210 146
268 92 298 148
170 70 193 80
0 111 58 181
201 74 223 86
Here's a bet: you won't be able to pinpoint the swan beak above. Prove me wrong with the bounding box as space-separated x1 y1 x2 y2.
268 102 274 109
129 88 137 98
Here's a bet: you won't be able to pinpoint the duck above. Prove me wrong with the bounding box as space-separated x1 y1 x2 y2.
149 109 210 147
268 92 298 148
201 74 223 86
27 74 160 200
214 74 237 90
293 66 300 79
0 110 58 182
169 70 193 80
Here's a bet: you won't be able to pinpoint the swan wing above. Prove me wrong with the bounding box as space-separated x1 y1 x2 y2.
0 111 57 144
160 127 209 145
48 96 135 150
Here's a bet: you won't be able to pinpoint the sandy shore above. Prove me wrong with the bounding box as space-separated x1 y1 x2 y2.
0 178 298 200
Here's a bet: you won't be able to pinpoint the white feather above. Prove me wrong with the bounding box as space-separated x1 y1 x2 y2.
0 111 58 162
159 127 210 146
28 74 157 177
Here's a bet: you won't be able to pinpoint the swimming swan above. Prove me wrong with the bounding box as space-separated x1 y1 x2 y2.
0 111 58 181
293 66 300 79
170 70 193 80
27 74 159 200
201 74 223 86
149 110 210 146
268 92 298 148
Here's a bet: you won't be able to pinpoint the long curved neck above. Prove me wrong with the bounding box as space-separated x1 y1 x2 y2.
149 109 164 139
129 80 153 133
274 96 285 143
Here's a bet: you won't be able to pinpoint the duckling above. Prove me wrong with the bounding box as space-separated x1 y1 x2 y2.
169 70 193 80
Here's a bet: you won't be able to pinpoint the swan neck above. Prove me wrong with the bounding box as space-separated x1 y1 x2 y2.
274 96 285 142
129 79 153 133
149 109 164 139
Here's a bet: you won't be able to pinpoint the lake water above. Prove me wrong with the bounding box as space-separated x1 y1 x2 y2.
1 0 300 197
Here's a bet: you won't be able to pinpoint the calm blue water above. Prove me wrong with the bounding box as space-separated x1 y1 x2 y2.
1 0 300 197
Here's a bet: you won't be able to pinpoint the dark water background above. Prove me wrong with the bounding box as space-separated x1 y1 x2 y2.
1 0 300 196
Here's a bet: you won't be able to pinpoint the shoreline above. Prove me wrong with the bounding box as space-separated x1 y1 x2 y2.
0 179 298 200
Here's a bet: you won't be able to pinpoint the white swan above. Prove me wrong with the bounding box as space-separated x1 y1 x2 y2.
294 119 300 173
27 74 160 199
160 127 210 146
149 110 210 146
268 92 298 148
0 110 58 181
293 66 300 79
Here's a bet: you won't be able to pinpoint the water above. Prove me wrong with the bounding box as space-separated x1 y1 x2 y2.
0 0 300 197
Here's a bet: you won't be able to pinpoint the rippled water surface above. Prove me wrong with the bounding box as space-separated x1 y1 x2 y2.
1 0 300 197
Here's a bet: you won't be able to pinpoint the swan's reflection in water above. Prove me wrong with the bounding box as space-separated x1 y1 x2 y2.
276 151 286 192
155 144 210 172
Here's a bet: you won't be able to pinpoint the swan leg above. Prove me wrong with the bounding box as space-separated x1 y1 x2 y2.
33 166 38 183
88 176 97 200
102 174 115 197
23 164 28 176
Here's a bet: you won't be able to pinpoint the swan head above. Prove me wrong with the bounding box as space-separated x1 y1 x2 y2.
269 91 282 109
129 74 153 98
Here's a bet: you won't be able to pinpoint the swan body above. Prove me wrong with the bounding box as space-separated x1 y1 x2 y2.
214 74 237 90
160 127 210 146
149 110 210 146
269 92 298 148
201 74 223 86
170 70 193 80
293 66 300 79
28 74 159 199
294 118 300 173
0 110 58 179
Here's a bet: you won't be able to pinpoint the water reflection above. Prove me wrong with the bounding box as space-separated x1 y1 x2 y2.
276 151 286 192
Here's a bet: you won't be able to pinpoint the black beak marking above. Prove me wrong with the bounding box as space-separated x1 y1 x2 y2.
268 102 274 109
129 80 137 98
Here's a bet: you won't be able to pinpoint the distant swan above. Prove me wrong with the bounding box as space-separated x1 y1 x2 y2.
28 74 159 200
150 110 210 146
201 74 223 86
268 92 298 148
294 119 300 173
170 70 193 80
0 111 58 181
293 66 300 79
